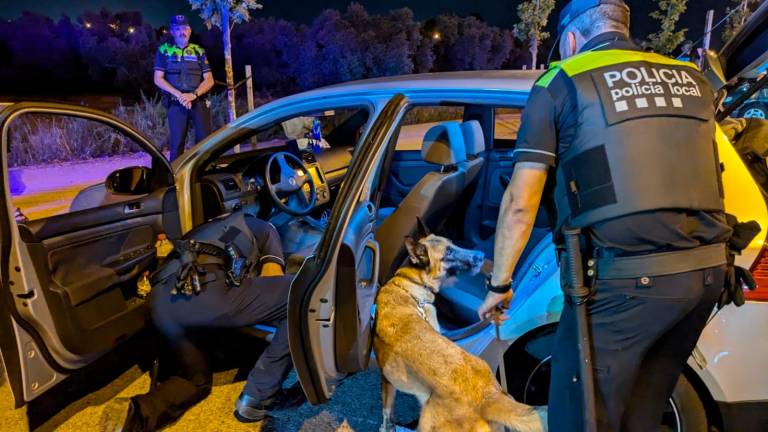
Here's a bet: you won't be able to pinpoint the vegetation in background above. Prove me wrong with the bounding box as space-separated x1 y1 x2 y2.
722 0 761 42
645 0 689 55
513 0 556 70
189 0 264 122
0 4 522 97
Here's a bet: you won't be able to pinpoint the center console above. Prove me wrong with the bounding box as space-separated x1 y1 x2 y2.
301 151 330 205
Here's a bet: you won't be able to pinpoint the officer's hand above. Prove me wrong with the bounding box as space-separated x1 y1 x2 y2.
178 93 195 109
478 290 513 322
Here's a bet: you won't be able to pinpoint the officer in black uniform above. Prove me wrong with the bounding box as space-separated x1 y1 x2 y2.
103 212 300 431
153 15 214 161
478 1 741 430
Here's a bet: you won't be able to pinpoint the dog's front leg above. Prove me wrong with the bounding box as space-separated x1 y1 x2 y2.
380 374 397 432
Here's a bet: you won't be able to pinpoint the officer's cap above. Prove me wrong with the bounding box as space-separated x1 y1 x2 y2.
169 15 190 28
558 0 629 35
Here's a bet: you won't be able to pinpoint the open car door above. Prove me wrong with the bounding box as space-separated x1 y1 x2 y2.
0 103 177 407
289 95 409 404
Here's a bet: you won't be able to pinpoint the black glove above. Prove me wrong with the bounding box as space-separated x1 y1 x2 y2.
718 253 758 309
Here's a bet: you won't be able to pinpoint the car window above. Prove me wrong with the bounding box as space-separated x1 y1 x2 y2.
230 108 370 152
493 107 523 149
394 106 465 151
7 113 153 222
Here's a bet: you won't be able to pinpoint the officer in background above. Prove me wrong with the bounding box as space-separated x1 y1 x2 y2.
154 15 214 161
478 1 740 430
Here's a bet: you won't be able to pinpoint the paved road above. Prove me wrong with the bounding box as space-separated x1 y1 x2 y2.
0 333 420 432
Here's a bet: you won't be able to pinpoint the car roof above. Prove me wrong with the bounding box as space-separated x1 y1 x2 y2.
267 70 541 105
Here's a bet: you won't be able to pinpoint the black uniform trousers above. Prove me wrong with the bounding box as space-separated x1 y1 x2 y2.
132 227 293 430
167 99 211 161
548 264 726 431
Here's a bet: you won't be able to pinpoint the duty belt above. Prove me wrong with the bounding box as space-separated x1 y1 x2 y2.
595 243 727 280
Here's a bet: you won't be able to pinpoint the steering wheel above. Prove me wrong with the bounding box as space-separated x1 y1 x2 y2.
264 152 317 216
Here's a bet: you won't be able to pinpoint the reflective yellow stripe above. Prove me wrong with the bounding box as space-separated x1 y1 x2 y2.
559 50 700 77
535 68 561 88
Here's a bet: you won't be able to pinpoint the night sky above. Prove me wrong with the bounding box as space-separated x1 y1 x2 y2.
0 0 734 46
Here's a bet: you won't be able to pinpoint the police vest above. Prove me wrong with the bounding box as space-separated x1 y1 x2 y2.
158 43 206 92
150 211 258 293
539 50 725 231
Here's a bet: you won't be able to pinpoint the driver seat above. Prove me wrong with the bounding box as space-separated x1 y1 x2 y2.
376 122 468 283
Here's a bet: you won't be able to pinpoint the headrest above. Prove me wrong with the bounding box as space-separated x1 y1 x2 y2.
460 121 486 156
421 122 467 166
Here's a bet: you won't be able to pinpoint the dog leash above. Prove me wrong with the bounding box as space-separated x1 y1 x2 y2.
490 306 509 394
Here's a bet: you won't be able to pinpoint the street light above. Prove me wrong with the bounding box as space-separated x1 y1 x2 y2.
84 22 92 28
128 26 135 34
432 31 441 41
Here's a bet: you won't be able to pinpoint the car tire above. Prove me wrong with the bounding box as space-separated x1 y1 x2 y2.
739 102 768 119
665 374 708 432
510 331 710 432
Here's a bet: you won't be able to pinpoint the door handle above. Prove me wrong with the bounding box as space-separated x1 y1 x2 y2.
362 239 380 286
124 202 143 214
499 174 511 189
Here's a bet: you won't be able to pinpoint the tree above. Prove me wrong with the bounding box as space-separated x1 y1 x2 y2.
78 9 157 91
512 0 555 70
431 14 514 72
188 0 263 122
723 0 760 43
645 0 688 55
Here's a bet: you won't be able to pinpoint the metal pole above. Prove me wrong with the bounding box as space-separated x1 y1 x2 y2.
245 64 255 113
242 64 256 151
702 10 714 52
562 227 597 432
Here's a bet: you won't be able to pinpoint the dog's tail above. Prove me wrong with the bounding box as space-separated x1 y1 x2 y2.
479 391 548 432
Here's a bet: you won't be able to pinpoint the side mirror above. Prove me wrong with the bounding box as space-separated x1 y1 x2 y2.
105 166 153 195
701 49 727 91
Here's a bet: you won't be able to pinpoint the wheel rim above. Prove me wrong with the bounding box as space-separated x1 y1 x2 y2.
521 362 683 431
743 108 767 119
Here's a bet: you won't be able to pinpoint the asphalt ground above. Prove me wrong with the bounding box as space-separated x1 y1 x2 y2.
0 330 421 432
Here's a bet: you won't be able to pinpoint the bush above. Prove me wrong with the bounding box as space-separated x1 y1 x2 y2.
7 89 275 167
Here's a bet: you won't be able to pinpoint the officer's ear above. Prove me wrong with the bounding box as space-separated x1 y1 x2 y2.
564 32 578 59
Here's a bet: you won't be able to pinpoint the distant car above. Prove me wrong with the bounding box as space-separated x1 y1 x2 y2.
2 4 768 432
725 80 768 119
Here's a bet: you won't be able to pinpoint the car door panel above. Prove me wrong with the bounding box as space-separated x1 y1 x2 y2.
335 201 378 373
479 150 516 239
289 94 408 404
0 103 175 406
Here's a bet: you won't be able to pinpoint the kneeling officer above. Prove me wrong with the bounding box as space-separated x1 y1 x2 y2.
478 1 749 430
103 211 300 431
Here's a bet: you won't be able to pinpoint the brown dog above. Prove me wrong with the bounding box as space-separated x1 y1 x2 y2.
374 222 547 432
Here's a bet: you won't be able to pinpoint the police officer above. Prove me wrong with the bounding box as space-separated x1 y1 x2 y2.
153 15 214 161
102 212 300 431
478 1 737 430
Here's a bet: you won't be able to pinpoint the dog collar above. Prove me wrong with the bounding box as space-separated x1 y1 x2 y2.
412 295 433 321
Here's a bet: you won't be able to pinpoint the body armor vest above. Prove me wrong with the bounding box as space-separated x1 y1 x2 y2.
158 43 205 92
543 50 725 231
151 211 258 295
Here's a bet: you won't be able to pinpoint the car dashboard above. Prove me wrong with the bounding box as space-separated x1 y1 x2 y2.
198 146 353 219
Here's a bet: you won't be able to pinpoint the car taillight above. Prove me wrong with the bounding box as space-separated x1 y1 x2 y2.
748 246 768 302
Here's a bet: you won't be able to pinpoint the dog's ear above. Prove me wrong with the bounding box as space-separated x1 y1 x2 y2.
415 217 430 239
405 236 430 268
